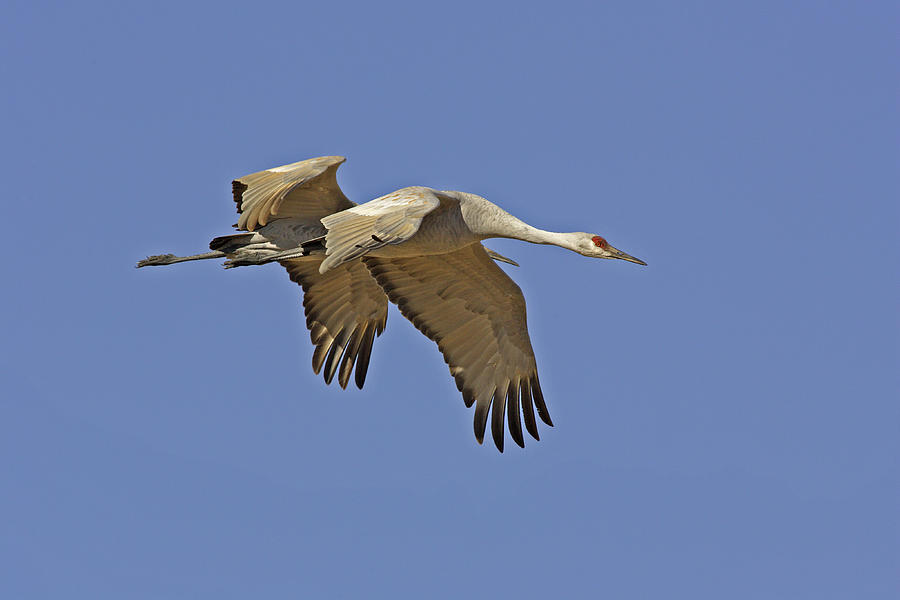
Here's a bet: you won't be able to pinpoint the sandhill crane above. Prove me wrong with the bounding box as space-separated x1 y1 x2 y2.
138 156 645 451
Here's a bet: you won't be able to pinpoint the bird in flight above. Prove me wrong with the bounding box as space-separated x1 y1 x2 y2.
138 156 645 451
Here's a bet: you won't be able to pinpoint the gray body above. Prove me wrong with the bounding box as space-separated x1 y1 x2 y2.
138 156 644 451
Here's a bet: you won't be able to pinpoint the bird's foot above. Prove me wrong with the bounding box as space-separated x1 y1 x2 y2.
136 254 178 267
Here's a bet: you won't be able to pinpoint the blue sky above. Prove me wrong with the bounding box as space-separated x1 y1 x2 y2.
2 1 897 598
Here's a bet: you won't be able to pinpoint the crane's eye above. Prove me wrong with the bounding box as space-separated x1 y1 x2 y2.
592 236 608 249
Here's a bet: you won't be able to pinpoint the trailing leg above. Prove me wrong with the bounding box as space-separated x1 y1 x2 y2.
136 251 225 268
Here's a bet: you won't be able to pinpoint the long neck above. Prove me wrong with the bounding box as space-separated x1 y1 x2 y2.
465 200 582 252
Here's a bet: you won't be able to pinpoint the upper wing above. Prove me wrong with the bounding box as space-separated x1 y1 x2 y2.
363 244 552 452
233 156 354 231
280 257 388 390
318 187 441 273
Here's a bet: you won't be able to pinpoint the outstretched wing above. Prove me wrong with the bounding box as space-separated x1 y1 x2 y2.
233 156 354 231
318 187 441 273
363 244 552 452
280 257 388 390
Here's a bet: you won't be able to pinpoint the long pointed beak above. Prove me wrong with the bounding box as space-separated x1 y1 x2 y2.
608 246 647 266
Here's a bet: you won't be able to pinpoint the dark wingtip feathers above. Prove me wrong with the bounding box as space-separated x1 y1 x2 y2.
491 388 507 453
337 329 362 390
322 328 352 385
531 374 553 427
468 379 548 452
354 325 376 389
310 323 378 390
232 180 248 214
469 377 549 450
520 379 539 441
474 396 491 445
507 382 525 448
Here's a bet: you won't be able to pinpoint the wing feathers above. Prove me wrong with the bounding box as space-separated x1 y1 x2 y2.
354 324 377 389
364 244 550 451
474 393 492 445
337 328 363 390
323 326 352 385
531 374 553 426
491 385 508 453
507 382 524 448
234 156 353 231
319 188 442 273
519 378 539 441
281 257 388 390
311 338 331 374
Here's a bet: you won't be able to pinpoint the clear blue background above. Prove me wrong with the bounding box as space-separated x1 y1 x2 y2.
2 1 897 597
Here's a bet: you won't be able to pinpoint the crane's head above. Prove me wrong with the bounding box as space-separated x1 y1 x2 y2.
571 233 647 265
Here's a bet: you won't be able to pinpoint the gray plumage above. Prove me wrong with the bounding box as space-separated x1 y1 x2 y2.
138 156 645 451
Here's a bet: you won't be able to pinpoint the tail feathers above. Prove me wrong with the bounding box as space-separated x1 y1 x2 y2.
209 232 258 252
299 235 326 254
